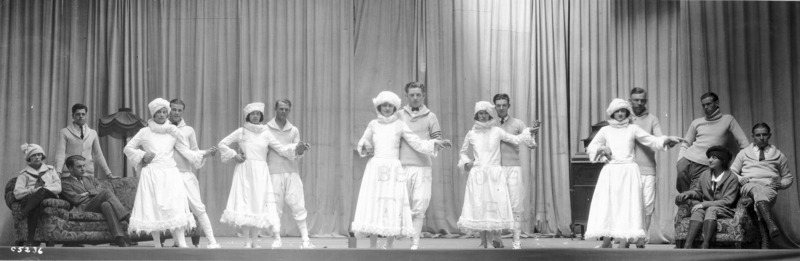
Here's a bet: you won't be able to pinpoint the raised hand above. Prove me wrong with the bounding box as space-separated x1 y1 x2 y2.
296 142 310 155
435 139 452 150
207 146 218 156
530 120 542 135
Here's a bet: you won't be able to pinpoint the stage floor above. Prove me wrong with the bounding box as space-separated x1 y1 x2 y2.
4 237 800 261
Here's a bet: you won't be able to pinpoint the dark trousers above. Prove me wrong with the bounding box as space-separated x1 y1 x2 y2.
676 157 709 193
21 189 58 243
83 190 130 238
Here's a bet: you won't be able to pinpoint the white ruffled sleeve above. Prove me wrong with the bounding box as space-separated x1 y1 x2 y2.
173 132 206 169
587 127 608 163
218 128 243 163
457 132 474 172
123 129 148 172
356 121 375 157
633 125 668 151
399 122 437 157
498 127 534 147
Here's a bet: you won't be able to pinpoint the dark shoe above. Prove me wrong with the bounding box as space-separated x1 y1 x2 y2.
62 243 85 247
756 201 780 238
492 239 505 248
116 236 130 247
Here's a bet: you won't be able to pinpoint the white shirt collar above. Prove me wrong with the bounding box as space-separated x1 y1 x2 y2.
753 144 772 154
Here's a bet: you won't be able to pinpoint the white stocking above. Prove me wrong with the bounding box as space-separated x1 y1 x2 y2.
197 213 217 244
172 228 187 247
152 232 162 248
297 220 310 241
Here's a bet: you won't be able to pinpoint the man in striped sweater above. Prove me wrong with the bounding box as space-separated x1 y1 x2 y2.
399 82 442 250
730 123 793 243
677 92 750 193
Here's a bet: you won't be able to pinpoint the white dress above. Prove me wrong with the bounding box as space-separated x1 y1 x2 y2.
585 123 666 240
352 117 436 237
124 120 205 234
457 125 532 232
218 123 296 230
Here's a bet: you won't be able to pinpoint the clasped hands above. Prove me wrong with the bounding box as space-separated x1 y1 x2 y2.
529 120 542 135
143 146 218 164
361 139 451 157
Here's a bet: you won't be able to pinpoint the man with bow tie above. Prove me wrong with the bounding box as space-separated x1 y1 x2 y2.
61 155 131 247
55 103 114 178
398 82 443 250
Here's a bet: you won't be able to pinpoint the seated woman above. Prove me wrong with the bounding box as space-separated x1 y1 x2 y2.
676 145 740 249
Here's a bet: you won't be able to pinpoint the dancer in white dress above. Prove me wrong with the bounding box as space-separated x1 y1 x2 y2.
353 91 450 249
585 99 683 248
456 101 535 248
218 102 307 248
123 98 215 248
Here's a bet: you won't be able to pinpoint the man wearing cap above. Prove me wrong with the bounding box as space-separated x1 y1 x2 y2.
730 123 793 243
14 143 62 246
676 146 739 249
677 92 750 192
55 103 114 178
398 82 443 250
61 155 131 247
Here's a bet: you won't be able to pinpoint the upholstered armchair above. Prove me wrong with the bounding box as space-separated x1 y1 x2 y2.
5 177 202 246
673 195 761 249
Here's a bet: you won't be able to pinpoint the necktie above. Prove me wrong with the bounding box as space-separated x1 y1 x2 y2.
80 127 84 139
500 118 505 125
411 107 419 112
759 149 765 161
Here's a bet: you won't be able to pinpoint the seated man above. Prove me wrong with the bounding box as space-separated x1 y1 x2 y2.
676 146 740 249
14 143 61 246
61 155 132 247
730 123 793 239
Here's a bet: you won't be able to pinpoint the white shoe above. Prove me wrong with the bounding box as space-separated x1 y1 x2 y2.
206 243 221 249
244 242 252 248
512 241 521 250
271 239 282 248
300 240 316 249
410 244 419 250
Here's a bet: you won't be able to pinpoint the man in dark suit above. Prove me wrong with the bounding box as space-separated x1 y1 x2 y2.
61 155 131 247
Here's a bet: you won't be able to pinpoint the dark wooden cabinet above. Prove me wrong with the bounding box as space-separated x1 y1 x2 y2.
570 153 603 226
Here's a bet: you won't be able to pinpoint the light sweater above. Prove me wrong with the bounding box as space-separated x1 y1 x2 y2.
399 105 441 167
730 144 793 190
679 112 749 166
266 118 304 174
632 112 663 175
498 115 537 167
55 124 112 176
173 120 203 173
14 164 61 199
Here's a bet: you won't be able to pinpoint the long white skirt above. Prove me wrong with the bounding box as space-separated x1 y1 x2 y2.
457 166 514 233
129 165 195 234
351 157 414 237
585 162 646 240
220 160 280 231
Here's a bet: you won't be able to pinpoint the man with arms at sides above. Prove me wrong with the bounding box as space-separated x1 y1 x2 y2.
56 103 114 178
493 93 540 249
61 155 132 247
266 99 314 249
677 92 749 192
397 82 444 250
168 99 221 248
629 87 662 248
730 123 793 247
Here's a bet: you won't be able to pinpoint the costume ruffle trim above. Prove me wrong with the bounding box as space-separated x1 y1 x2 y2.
457 219 514 232
585 229 646 240
128 213 196 235
351 222 414 238
220 210 280 230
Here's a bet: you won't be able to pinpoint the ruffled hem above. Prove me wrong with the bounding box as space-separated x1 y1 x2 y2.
220 210 280 230
128 213 196 234
585 229 646 240
351 222 414 238
457 219 514 232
